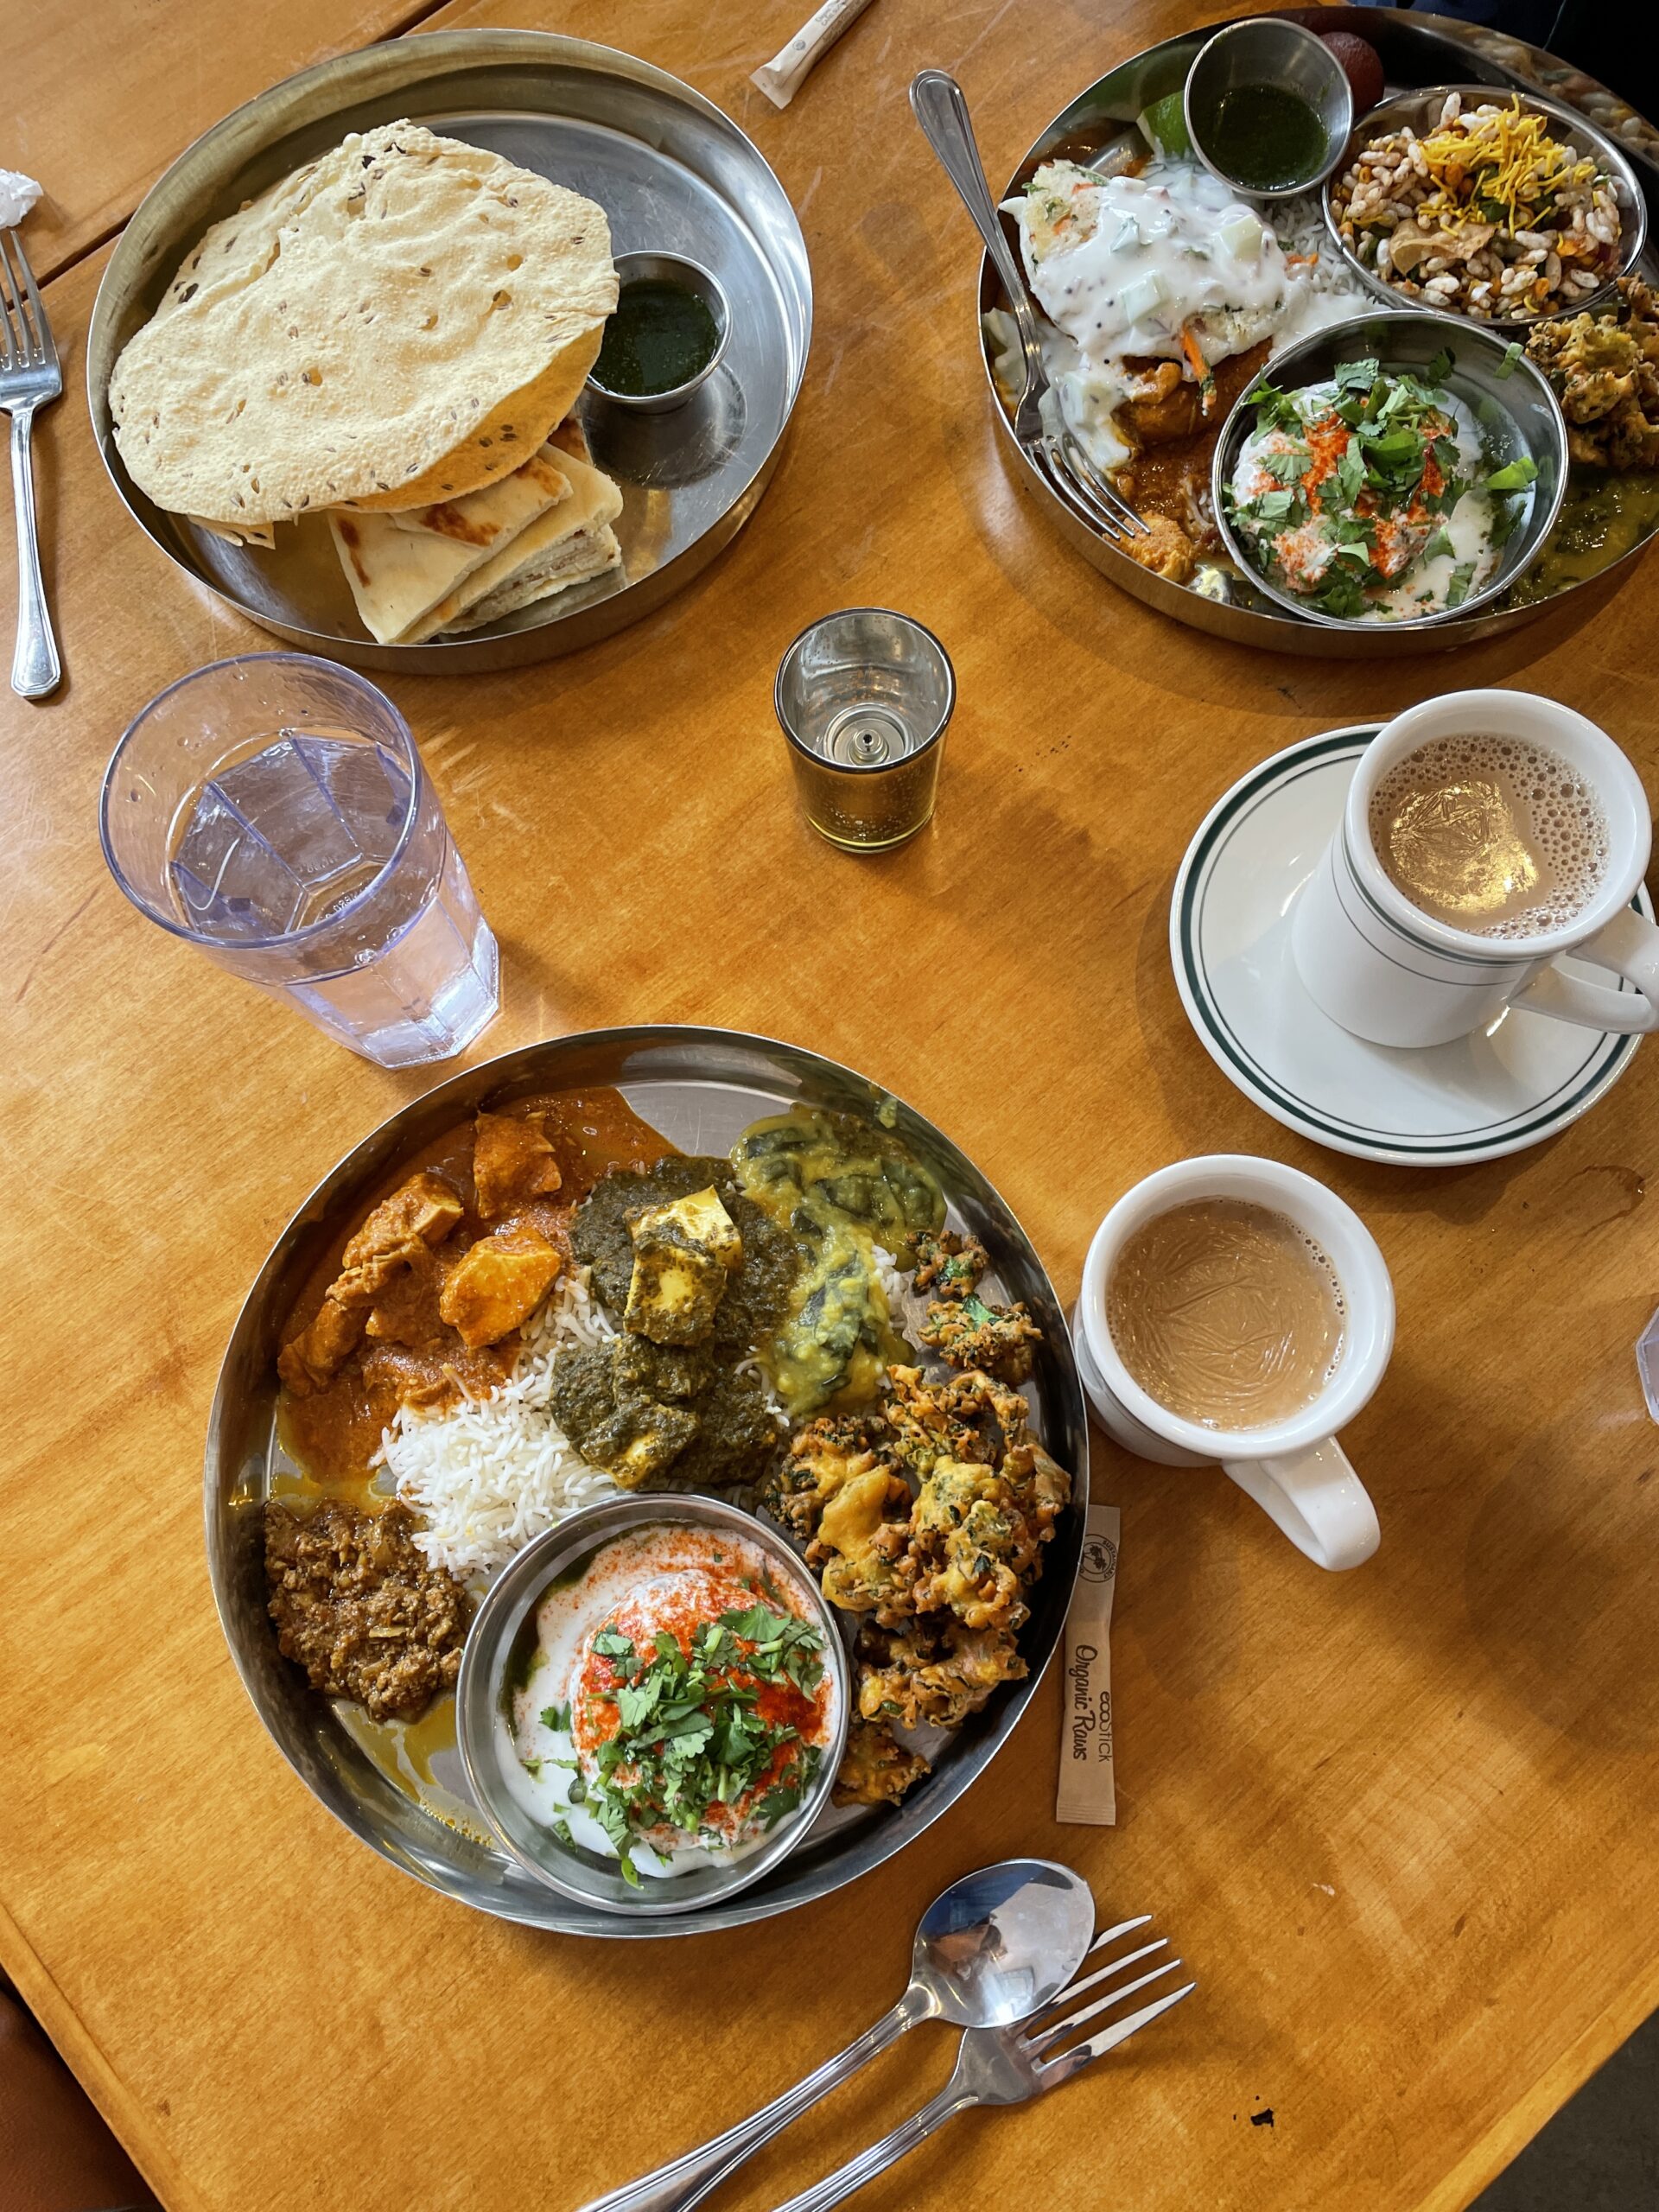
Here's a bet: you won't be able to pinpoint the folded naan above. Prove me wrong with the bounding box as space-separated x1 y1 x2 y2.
329 444 572 644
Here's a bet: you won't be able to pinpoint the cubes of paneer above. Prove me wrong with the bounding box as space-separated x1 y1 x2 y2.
438 1222 562 1349
473 1108 561 1221
623 1186 743 1345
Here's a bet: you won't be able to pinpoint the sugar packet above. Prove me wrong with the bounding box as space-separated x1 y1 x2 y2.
752 0 876 111
1056 1504 1119 1825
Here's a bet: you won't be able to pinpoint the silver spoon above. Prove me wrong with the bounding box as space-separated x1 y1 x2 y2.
576 1858 1096 2212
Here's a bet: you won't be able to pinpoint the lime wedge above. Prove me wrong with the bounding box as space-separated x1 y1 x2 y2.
1137 92 1192 158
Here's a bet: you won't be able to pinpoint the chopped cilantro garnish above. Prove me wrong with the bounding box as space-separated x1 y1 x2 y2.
1257 448 1307 486
1496 340 1522 380
1236 364 1497 620
540 1702 571 1732
1446 559 1478 608
563 1596 827 1874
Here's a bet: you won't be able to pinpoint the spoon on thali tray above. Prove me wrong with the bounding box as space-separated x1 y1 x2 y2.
576 1858 1097 2212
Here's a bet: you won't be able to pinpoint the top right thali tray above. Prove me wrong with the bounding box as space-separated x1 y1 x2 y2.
980 6 1659 658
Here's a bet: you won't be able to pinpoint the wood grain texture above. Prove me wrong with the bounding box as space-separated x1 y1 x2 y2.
2 5 1657 2211
0 0 437 281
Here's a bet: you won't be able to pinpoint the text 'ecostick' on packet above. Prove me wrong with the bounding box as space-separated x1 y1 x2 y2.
1057 1504 1119 1825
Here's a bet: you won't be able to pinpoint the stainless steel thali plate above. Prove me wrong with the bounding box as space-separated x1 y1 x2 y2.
87 34 811 673
977 6 1659 658
206 1027 1089 1939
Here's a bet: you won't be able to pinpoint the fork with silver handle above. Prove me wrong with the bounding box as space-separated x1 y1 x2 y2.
772 1922 1196 2212
908 67 1150 550
0 226 62 698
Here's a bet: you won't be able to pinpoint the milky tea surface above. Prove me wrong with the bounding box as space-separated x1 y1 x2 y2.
1370 734 1610 941
1106 1198 1346 1431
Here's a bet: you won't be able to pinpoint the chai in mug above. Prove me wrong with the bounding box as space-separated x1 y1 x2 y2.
1293 688 1659 1049
1104 1196 1347 1430
1074 1154 1392 1571
1370 731 1611 942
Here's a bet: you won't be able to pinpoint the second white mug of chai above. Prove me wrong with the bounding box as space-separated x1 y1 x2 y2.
1292 688 1659 1050
1072 1155 1394 1571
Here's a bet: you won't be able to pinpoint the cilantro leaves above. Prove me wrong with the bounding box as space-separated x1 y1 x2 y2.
1232 359 1499 619
554 1592 828 1885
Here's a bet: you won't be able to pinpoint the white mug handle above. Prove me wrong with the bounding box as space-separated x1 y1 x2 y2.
1511 907 1659 1035
1222 1438 1381 1571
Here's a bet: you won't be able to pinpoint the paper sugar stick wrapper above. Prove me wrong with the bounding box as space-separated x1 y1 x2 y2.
1056 1504 1120 1825
752 0 877 110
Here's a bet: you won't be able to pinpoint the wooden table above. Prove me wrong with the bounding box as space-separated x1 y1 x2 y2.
3 4 1656 2209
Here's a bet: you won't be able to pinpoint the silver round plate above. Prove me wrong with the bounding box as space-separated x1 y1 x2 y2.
1169 726 1649 1164
86 33 811 673
207 1027 1089 1937
977 6 1659 658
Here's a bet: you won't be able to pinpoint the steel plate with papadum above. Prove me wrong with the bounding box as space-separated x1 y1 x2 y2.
87 33 810 671
972 7 1658 658
211 1029 1087 1936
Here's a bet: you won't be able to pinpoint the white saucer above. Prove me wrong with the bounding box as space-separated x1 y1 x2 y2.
1170 726 1649 1166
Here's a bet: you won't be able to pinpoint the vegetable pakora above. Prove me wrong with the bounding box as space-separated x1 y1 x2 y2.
855 1616 1027 1731
1528 276 1659 472
770 1360 1072 1805
918 1293 1044 1385
912 1229 989 1300
832 1718 931 1807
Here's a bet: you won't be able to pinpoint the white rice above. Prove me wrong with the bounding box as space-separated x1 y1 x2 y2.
377 1268 620 1580
1271 192 1367 298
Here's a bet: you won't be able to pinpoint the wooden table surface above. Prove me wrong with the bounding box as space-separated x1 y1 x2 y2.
3 4 1656 2209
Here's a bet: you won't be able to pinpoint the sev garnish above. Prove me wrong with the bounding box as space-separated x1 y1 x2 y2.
1409 96 1597 236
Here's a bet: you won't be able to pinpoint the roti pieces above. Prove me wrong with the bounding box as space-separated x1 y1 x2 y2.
109 121 618 525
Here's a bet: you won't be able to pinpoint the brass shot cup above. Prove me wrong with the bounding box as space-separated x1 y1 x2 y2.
774 608 954 853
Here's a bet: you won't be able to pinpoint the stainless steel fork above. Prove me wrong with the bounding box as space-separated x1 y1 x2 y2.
909 68 1151 550
771 1917 1196 2211
0 226 62 698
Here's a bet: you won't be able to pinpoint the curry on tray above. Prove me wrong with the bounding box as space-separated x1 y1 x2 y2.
264 1089 1074 1831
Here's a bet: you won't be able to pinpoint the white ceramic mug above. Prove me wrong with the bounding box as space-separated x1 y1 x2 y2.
1072 1155 1394 1571
1292 689 1659 1050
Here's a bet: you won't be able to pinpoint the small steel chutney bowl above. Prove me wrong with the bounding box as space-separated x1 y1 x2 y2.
456 1491 850 1920
586 250 731 413
1211 308 1568 632
1184 17 1353 200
